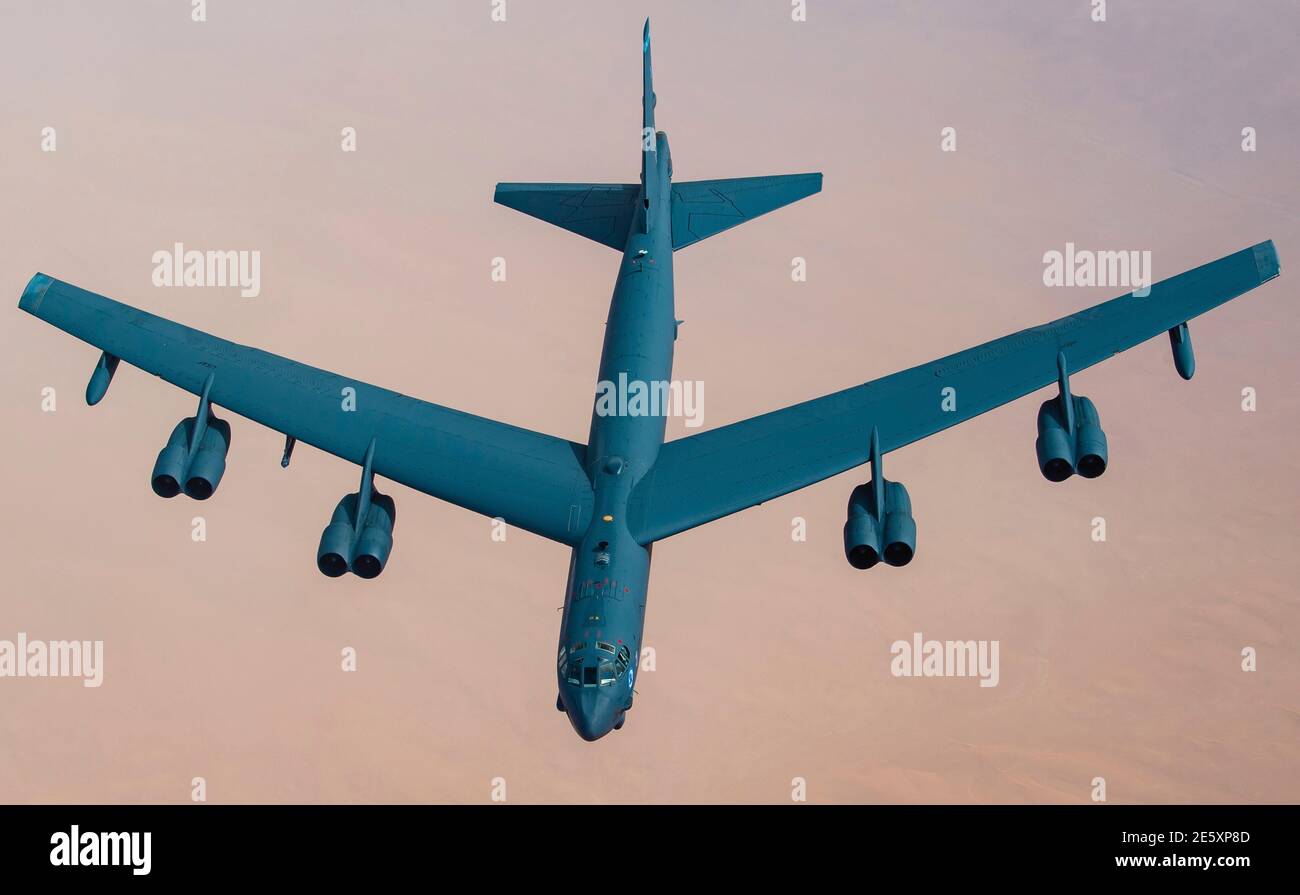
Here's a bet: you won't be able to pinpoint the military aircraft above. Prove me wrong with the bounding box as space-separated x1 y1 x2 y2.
18 21 1281 740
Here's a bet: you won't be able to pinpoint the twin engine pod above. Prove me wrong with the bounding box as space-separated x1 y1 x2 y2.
843 478 917 569
843 427 916 570
316 490 397 579
151 414 232 500
1034 351 1110 483
1035 395 1108 482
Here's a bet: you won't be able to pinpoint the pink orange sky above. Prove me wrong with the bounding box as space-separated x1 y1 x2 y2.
0 0 1296 803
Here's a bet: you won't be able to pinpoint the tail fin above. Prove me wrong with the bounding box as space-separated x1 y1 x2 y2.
641 19 659 211
669 173 822 250
493 22 822 253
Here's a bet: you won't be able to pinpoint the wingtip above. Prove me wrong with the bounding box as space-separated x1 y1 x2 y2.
643 18 650 51
1253 239 1280 282
18 272 53 313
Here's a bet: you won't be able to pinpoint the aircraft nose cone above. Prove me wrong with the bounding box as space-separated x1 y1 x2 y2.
569 690 619 742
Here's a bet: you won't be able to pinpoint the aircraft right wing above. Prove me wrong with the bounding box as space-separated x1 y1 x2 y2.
627 241 1281 544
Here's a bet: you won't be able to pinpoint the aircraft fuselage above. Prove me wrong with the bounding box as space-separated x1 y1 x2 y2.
556 132 675 740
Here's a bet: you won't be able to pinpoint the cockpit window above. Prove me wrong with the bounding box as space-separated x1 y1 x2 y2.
567 643 632 685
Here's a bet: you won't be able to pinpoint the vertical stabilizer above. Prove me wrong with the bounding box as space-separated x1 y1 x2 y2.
641 19 659 212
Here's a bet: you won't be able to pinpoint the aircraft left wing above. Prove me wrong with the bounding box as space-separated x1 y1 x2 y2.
628 241 1280 543
18 274 595 544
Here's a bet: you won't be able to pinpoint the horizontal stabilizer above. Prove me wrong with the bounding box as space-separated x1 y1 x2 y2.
670 173 822 250
494 182 640 250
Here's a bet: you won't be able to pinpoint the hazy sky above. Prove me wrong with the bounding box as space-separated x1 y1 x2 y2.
0 0 1296 803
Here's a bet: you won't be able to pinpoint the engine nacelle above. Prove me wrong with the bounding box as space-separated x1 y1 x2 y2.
844 479 916 569
151 415 232 499
1072 396 1107 479
843 485 881 569
185 419 231 499
1034 401 1073 482
316 490 397 579
352 493 396 579
882 481 916 567
1035 396 1107 482
150 422 190 498
316 496 357 577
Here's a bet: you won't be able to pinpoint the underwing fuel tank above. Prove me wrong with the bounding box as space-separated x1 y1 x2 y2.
1169 322 1195 380
85 351 119 405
